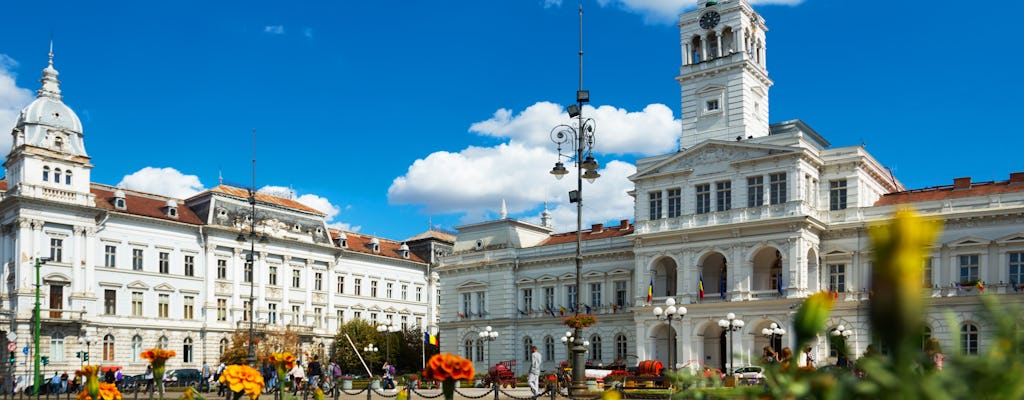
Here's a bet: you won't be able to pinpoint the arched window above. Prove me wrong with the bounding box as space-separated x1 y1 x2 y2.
65 170 72 185
54 168 62 185
589 335 602 361
475 339 484 361
131 336 143 363
54 137 63 151
921 326 933 350
50 332 65 362
43 166 50 182
615 334 628 363
159 336 169 349
102 334 115 361
219 338 229 355
464 339 474 360
523 337 533 362
961 323 979 355
544 336 555 361
183 338 193 363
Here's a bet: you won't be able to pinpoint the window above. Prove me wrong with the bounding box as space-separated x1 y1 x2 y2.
464 339 474 360
217 259 227 279
706 99 719 111
353 311 362 320
184 255 195 277
829 180 848 210
50 333 65 362
386 282 393 298
244 259 254 283
65 170 72 185
716 181 732 211
50 238 63 263
337 276 344 293
695 184 711 214
568 285 577 310
462 293 471 316
102 335 115 361
1011 252 1024 285
132 249 144 271
401 315 408 329
961 323 979 355
959 255 980 283
54 169 61 184
183 338 193 363
747 176 764 207
104 245 117 268
589 335 602 361
217 299 227 321
292 269 301 288
371 281 378 297
354 279 362 296
616 334 628 362
269 266 278 285
648 191 662 220
828 264 846 293
315 272 323 291
268 303 278 324
522 288 533 312
544 287 555 310
49 285 63 318
159 336 169 349
476 339 484 361
476 291 486 316
219 339 228 355
43 166 50 182
292 306 302 324
104 290 116 315
159 252 169 274
183 296 194 319
769 173 787 204
615 281 627 307
523 337 533 362
402 285 408 300
131 336 143 363
667 188 682 218
132 291 143 316
923 257 933 287
243 301 252 322
416 286 423 302
336 310 343 326
158 294 169 318
590 283 602 307
545 336 555 361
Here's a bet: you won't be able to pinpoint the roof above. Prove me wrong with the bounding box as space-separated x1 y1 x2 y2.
92 184 205 225
539 220 634 246
207 185 325 215
333 230 426 263
875 173 1024 206
405 229 456 243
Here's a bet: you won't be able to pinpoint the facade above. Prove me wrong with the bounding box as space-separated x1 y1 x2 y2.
438 0 1024 376
0 50 447 382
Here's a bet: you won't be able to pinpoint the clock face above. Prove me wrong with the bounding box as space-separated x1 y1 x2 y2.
699 11 720 29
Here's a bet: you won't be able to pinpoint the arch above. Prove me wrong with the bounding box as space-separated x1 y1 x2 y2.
159 335 169 349
219 338 229 355
43 166 50 182
464 338 474 360
54 168 62 185
751 246 783 292
690 35 702 63
750 319 785 356
475 338 484 361
183 337 194 363
522 337 534 362
699 252 728 300
131 335 143 363
722 26 735 53
960 323 979 354
651 256 678 298
589 334 603 363
65 170 72 185
102 334 115 361
615 334 628 365
698 320 727 371
649 322 677 369
806 248 819 292
544 336 555 362
707 30 720 59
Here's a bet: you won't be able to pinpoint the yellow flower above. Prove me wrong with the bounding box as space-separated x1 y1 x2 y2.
602 388 622 400
76 365 101 400
793 291 835 349
397 389 409 400
218 364 265 400
79 382 122 400
314 388 325 400
182 387 195 400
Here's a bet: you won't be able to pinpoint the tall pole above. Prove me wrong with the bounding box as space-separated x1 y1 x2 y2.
33 257 46 396
247 129 257 367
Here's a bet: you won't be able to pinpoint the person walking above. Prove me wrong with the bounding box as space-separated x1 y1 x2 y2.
307 356 323 390
528 346 541 397
215 362 227 396
288 362 305 395
200 360 212 393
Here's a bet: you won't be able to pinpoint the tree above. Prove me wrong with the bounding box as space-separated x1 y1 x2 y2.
219 326 301 366
333 319 383 376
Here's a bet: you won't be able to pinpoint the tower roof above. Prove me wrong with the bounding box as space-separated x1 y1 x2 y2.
15 48 84 137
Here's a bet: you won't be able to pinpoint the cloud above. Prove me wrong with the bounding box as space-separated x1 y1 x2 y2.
593 0 805 24
259 185 356 232
303 28 314 39
388 101 678 229
264 25 285 35
118 167 205 199
0 54 35 155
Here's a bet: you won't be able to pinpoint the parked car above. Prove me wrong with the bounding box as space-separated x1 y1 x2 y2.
164 369 204 387
732 366 764 383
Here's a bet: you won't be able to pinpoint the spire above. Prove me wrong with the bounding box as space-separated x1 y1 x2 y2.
500 199 508 219
37 40 62 100
540 202 553 229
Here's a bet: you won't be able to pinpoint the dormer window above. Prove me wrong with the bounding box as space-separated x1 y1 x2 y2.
54 136 63 151
370 238 380 253
706 99 719 112
113 189 127 210
399 243 410 259
165 200 179 219
337 232 348 248
42 166 50 182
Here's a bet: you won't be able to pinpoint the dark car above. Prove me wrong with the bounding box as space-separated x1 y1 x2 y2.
164 369 204 387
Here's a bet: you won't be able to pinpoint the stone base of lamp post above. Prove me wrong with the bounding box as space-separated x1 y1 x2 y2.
570 329 587 395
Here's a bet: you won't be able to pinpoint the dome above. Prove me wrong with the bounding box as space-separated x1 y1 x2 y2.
114 189 126 198
165 199 177 208
17 97 83 134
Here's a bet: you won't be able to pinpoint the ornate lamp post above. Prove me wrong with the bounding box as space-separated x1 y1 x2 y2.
760 322 785 353
478 326 499 368
377 320 400 363
831 325 852 366
652 298 686 371
363 344 378 373
235 131 267 367
717 313 744 374
77 334 95 369
33 256 50 396
548 8 600 395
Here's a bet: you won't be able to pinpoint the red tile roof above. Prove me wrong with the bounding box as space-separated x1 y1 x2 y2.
540 220 634 246
92 184 205 225
208 185 325 215
875 174 1024 206
332 230 426 263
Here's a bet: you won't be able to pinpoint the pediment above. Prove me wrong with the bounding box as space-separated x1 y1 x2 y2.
630 141 798 181
608 269 631 276
154 283 176 292
948 237 991 247
537 275 557 282
516 277 536 285
127 280 149 290
456 280 487 289
350 303 367 310
823 248 853 257
558 273 576 280
996 233 1024 243
43 273 71 283
583 271 605 278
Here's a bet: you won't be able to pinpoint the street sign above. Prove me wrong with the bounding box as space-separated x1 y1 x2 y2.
5 342 14 352
21 346 28 355
5 332 15 342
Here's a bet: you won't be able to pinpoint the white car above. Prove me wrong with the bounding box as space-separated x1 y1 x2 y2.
732 366 764 382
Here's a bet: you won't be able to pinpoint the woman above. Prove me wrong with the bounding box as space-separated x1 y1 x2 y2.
288 362 305 394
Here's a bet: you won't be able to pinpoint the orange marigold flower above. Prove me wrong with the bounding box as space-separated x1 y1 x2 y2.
218 364 265 400
79 383 122 400
423 353 475 381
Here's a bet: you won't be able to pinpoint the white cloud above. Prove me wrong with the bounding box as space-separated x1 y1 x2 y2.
264 25 285 35
118 167 205 199
259 185 356 232
389 101 678 229
0 55 35 156
594 0 805 24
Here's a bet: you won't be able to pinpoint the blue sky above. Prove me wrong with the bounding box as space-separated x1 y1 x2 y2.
1 0 1022 241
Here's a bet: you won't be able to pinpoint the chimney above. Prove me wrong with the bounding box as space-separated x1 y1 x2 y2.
1010 172 1024 185
619 219 630 229
953 177 971 190
590 223 603 234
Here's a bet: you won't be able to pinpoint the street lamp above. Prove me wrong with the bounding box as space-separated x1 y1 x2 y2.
77 334 95 369
33 256 50 396
652 298 686 371
717 313 744 374
548 7 600 395
363 344 378 373
235 131 268 367
831 325 852 366
377 320 401 363
760 322 785 353
478 326 499 368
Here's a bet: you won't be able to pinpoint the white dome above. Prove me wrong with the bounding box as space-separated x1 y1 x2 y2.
17 97 83 134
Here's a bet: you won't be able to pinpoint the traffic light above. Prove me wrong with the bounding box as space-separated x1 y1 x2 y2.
83 352 89 361
41 356 49 365
7 354 13 363
76 351 82 359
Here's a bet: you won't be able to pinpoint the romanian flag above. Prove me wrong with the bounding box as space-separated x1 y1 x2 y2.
647 278 653 303
976 281 985 292
424 332 439 346
698 273 705 300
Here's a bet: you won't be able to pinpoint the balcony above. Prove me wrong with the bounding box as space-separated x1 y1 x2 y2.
636 201 824 235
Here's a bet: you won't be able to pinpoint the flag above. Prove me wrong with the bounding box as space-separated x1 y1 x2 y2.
424 332 438 346
559 306 566 316
698 273 705 300
647 278 653 303
546 305 556 317
976 281 985 292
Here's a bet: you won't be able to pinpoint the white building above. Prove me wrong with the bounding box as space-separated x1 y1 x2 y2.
0 50 447 377
438 0 1024 375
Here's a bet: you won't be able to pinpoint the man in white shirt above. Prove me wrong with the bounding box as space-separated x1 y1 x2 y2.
528 346 541 397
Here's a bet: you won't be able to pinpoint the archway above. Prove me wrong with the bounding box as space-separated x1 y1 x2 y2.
807 248 819 292
652 257 678 298
650 323 677 369
699 252 727 300
700 322 726 371
751 247 782 292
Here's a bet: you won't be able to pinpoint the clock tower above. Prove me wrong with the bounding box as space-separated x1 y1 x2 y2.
677 0 772 149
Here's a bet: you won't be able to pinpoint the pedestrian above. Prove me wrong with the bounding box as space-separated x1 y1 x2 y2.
288 362 305 394
924 338 945 371
50 372 60 394
307 356 323 389
803 346 815 368
215 362 227 396
528 346 541 397
60 371 68 393
200 360 212 392
779 347 793 372
382 361 394 390
261 363 275 393
144 365 153 393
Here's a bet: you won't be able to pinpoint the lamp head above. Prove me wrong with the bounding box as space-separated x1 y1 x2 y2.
665 298 676 307
665 306 676 316
653 307 664 317
677 306 687 316
718 319 729 328
567 104 581 118
550 161 569 179
726 312 736 320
